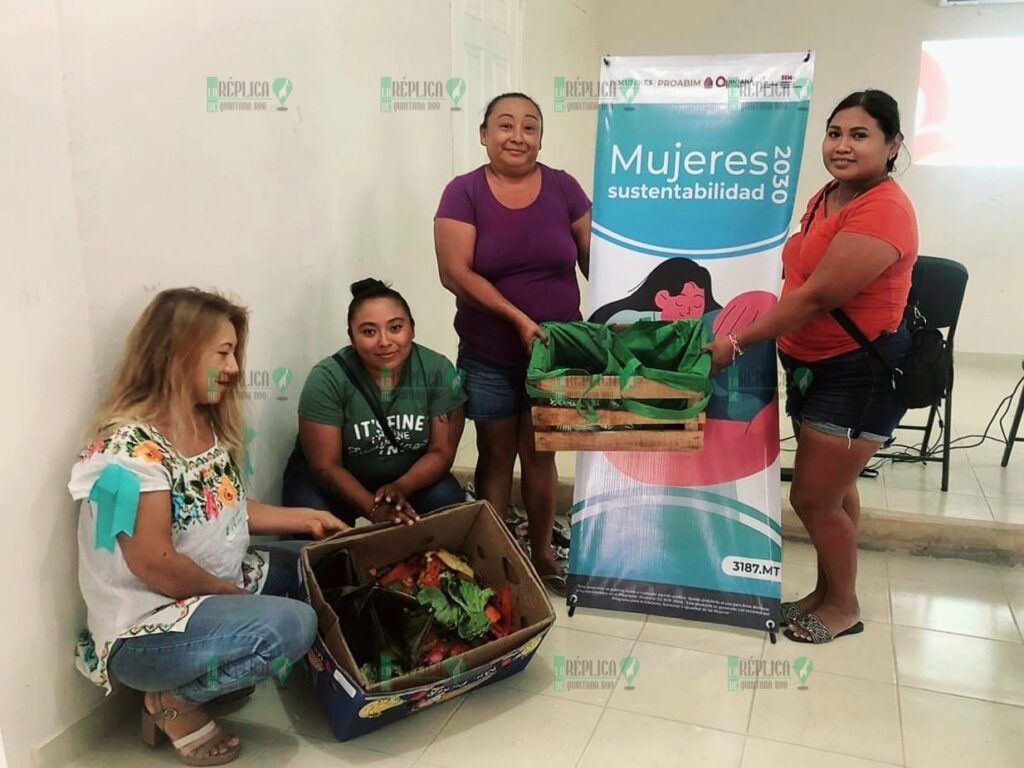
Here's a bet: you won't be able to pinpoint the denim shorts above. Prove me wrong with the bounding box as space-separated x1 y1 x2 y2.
456 344 530 421
779 326 911 444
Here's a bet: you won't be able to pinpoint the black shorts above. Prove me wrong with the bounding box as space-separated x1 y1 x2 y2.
779 326 911 444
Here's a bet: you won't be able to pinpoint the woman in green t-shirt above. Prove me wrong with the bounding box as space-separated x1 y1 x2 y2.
283 279 468 525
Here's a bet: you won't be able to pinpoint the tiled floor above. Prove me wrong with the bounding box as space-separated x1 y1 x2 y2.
66 545 1024 768
63 355 1024 767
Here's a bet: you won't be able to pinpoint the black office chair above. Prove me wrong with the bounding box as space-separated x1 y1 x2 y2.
1001 360 1024 467
880 255 969 492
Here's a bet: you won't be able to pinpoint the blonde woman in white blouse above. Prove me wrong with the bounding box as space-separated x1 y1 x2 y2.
69 288 347 766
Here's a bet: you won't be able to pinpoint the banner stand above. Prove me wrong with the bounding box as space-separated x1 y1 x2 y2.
567 52 816 642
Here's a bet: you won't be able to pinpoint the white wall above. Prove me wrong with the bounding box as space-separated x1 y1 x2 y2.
592 0 1024 355
1 3 102 767
6 1 1021 764
2 1 459 765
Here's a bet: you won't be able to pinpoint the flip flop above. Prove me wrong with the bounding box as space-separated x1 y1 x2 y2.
779 601 803 626
784 613 864 644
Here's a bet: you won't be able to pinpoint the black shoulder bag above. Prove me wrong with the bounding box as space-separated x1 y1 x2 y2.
830 307 950 410
332 352 402 450
802 182 949 410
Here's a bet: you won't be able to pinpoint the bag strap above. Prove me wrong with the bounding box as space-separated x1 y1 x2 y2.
332 352 401 450
829 309 901 375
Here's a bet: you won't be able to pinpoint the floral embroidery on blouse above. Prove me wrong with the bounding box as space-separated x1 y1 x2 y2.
80 424 245 531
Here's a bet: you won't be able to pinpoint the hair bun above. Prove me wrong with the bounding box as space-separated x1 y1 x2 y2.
350 278 389 298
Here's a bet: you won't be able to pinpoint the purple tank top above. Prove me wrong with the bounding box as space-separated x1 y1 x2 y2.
435 163 591 364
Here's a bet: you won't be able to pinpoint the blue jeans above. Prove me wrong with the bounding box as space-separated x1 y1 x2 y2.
456 343 530 420
107 542 317 703
282 448 466 525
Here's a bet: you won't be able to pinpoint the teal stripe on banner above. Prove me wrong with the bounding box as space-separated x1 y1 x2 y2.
591 226 790 261
569 502 782 597
570 486 782 536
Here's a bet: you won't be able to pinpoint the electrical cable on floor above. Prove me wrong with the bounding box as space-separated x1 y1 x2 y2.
777 374 1024 470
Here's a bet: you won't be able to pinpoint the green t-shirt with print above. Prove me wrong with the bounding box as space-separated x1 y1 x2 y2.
298 343 466 490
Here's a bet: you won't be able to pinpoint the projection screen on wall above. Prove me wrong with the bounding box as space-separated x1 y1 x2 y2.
916 37 1024 167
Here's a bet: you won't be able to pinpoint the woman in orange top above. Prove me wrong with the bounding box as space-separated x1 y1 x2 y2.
706 90 917 644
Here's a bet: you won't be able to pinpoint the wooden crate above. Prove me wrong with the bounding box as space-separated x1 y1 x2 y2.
530 375 705 452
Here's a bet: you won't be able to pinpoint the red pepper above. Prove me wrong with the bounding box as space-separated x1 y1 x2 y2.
379 558 418 586
496 586 513 635
418 557 444 588
485 604 502 624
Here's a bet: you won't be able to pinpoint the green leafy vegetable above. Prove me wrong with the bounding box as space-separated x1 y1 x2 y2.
417 576 496 641
443 573 493 615
456 610 492 640
416 586 461 629
443 574 494 640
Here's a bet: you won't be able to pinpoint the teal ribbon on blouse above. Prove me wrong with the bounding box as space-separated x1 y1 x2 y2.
89 464 141 552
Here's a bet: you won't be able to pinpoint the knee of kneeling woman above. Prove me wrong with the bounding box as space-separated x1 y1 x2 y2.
289 601 319 658
261 599 319 667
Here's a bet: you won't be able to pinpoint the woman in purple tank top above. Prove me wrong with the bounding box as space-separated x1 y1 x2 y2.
434 93 592 597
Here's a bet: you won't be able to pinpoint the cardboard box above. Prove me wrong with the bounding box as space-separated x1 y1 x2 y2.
297 500 555 741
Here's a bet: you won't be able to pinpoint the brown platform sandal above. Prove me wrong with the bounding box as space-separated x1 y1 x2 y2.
140 692 242 766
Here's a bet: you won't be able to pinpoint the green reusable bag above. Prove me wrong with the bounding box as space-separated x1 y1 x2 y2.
526 320 712 421
611 320 713 420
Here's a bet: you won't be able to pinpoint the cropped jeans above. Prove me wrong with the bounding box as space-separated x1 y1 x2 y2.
107 541 317 703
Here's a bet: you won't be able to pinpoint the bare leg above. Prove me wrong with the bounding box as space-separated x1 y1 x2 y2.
473 417 519 520
788 426 879 638
516 410 560 576
796 482 860 615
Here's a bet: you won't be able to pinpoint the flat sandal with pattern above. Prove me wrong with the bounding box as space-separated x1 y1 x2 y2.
784 613 865 644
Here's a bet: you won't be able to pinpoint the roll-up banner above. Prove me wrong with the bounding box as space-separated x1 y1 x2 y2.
570 53 815 632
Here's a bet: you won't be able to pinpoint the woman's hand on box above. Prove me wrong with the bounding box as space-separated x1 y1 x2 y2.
371 484 419 526
298 508 350 540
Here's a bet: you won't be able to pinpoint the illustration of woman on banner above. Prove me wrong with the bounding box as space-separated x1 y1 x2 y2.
590 257 780 485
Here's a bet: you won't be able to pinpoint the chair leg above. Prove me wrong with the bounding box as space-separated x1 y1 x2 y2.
941 373 953 492
921 404 938 459
1001 386 1024 468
